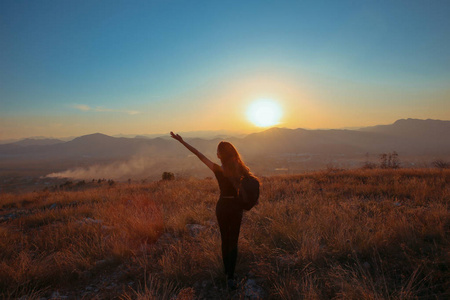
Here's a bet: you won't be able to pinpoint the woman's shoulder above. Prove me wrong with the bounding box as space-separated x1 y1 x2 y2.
212 163 222 173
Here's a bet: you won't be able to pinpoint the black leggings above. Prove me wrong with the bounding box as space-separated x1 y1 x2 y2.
216 197 243 279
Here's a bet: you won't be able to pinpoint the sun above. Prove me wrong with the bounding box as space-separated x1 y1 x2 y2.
246 99 283 127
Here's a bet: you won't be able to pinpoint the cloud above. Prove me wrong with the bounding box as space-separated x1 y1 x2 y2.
127 110 140 115
72 104 140 115
73 104 91 111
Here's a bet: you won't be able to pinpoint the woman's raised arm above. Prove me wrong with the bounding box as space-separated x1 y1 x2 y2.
170 131 215 171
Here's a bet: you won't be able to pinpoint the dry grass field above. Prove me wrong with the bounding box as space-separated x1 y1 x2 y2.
0 168 449 299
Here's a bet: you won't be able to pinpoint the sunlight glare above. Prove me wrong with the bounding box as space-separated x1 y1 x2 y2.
247 99 283 127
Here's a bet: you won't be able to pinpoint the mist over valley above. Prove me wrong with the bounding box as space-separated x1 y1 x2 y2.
1 118 449 193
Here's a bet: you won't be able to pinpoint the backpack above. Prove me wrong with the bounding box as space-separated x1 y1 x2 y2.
239 175 260 211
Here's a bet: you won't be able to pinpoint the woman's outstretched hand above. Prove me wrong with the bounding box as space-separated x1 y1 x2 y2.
170 131 215 171
170 131 183 142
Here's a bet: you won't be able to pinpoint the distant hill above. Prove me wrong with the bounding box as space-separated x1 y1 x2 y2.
235 119 450 156
357 118 450 154
0 132 185 161
1 118 449 159
359 118 449 138
0 119 448 179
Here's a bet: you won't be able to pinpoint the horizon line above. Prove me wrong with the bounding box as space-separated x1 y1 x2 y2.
1 117 448 143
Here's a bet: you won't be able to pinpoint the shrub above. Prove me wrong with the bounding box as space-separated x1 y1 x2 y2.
432 159 449 169
162 172 175 181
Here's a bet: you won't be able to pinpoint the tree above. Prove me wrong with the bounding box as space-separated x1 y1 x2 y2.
379 152 401 169
390 151 400 169
162 172 175 181
379 153 388 169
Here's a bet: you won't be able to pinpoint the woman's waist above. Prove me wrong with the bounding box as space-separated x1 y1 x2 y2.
221 195 236 199
217 196 243 212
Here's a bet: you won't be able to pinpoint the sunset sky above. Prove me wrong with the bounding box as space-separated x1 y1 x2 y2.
1 0 449 140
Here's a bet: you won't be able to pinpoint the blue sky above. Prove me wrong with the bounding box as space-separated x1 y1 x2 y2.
1 0 449 139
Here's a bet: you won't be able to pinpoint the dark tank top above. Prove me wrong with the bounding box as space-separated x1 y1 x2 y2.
212 163 238 198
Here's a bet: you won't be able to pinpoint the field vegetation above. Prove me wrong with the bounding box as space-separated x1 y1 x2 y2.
0 168 449 299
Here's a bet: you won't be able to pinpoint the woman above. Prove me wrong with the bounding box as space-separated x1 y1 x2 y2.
170 131 257 284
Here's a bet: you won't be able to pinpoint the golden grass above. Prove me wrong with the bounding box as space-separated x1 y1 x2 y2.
0 168 448 299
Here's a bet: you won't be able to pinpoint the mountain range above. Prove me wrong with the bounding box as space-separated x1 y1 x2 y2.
0 118 449 180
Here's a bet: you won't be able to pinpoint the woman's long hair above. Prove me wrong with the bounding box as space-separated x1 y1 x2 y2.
217 141 252 181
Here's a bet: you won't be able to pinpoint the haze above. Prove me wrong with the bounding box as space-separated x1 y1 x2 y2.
1 1 449 140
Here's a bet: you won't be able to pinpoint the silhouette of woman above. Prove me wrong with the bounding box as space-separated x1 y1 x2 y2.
170 131 256 285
